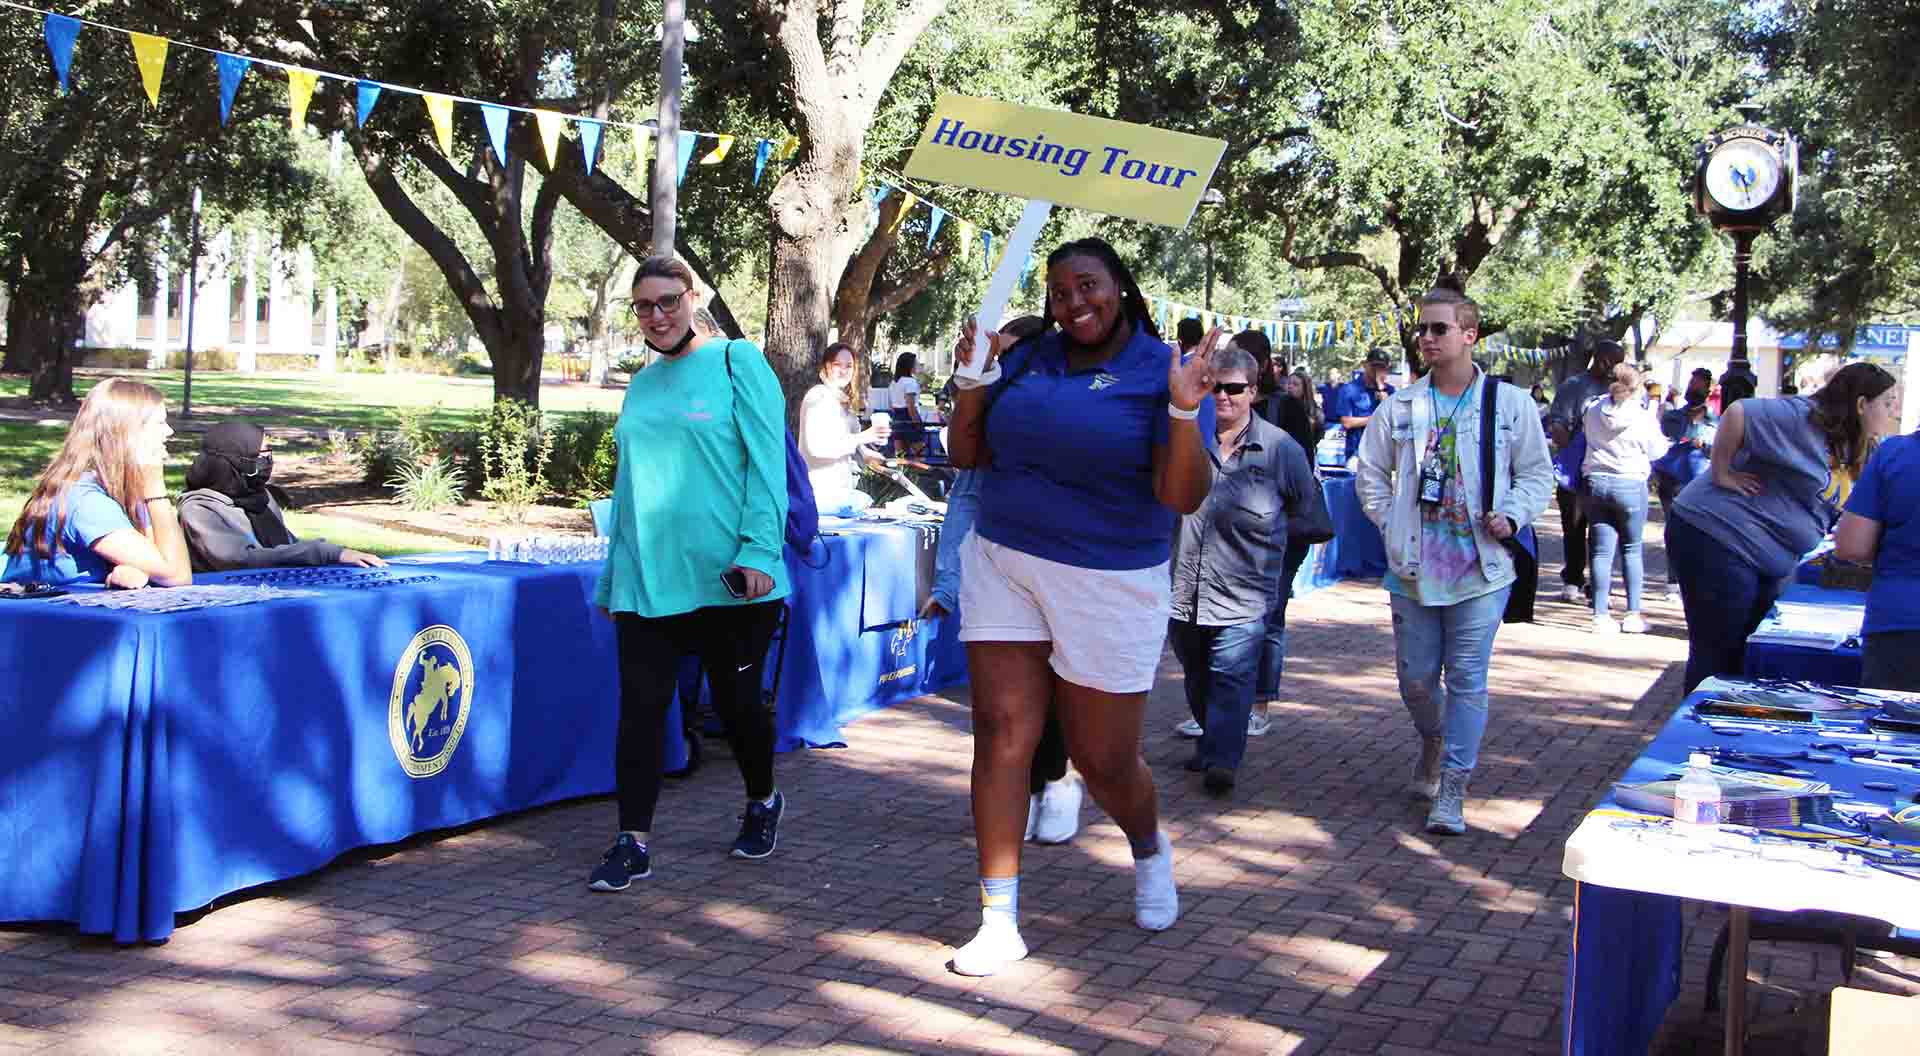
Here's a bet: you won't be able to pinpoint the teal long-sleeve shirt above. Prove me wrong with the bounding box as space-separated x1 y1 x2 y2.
594 337 792 617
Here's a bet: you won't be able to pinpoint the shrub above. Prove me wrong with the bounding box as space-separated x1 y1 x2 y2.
479 398 553 525
354 429 412 487
325 427 354 464
615 353 647 375
387 453 465 511
547 411 618 499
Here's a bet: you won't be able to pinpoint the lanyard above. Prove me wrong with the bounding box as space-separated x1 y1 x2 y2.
1427 374 1477 457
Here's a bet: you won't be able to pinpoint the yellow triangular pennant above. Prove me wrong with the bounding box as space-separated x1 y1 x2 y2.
885 192 917 235
957 219 975 261
534 111 565 168
285 68 318 131
129 33 169 107
776 134 799 160
700 134 735 164
423 93 454 156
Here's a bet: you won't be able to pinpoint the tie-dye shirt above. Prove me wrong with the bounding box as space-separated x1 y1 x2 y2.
1384 379 1503 607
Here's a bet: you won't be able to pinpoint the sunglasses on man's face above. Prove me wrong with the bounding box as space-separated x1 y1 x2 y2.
1213 381 1250 396
1412 322 1458 338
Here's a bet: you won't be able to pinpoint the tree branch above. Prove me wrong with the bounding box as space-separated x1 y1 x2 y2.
351 142 502 345
859 0 948 98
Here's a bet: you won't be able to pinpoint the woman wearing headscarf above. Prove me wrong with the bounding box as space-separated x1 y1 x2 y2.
177 423 384 572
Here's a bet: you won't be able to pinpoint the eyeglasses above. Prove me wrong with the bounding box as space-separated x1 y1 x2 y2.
629 291 687 319
1212 382 1250 396
1412 322 1457 338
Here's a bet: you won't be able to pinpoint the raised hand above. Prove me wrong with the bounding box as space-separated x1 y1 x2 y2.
1168 327 1227 411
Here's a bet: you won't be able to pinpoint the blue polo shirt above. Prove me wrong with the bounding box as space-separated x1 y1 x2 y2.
2 474 139 586
1329 377 1395 460
977 326 1194 571
1846 432 1920 635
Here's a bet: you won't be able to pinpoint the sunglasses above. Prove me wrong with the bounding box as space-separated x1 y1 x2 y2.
1212 382 1250 396
629 290 687 319
1412 322 1459 338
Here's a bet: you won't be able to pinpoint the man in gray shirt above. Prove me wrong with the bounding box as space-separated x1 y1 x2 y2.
1546 339 1624 603
1167 347 1315 797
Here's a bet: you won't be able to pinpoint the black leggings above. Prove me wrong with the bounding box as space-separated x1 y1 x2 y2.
614 602 783 831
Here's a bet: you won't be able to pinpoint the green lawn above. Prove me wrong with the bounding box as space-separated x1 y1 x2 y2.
1 369 611 557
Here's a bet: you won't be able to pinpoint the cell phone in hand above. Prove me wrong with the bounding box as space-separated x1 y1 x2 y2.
721 568 749 598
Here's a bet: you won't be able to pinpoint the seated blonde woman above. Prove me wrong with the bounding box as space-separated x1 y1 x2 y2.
178 422 383 572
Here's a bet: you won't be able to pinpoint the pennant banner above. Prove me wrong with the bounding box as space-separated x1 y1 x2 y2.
480 103 510 164
535 110 565 168
43 13 79 95
423 92 454 156
355 80 382 128
128 31 167 107
214 52 248 126
285 67 317 131
700 134 734 164
578 118 603 175
674 130 697 186
927 205 947 250
753 138 773 185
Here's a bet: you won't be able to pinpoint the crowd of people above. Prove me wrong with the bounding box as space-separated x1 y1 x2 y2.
3 241 1913 980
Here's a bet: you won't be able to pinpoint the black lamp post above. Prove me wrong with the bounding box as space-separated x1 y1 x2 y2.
1694 111 1796 399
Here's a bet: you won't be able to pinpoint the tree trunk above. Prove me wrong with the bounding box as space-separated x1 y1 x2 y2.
14 289 80 404
3 295 30 373
764 160 846 416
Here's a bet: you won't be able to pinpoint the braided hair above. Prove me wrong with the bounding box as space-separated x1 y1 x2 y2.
1042 237 1162 342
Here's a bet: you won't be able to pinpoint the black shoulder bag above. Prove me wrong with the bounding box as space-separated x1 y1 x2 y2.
1479 376 1539 624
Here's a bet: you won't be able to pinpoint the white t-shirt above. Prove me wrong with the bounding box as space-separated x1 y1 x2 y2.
798 383 862 500
888 377 920 417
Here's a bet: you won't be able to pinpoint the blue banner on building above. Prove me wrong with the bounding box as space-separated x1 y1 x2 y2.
1778 323 1916 361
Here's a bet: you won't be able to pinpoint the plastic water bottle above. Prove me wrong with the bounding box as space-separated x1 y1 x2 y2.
1673 752 1723 834
487 535 501 562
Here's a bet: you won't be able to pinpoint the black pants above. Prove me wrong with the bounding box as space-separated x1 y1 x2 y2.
1556 485 1589 589
1030 713 1068 794
614 602 783 832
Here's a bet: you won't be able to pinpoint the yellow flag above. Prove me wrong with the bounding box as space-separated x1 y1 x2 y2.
700 134 735 164
885 192 917 235
286 68 318 131
423 93 454 156
534 111 565 168
776 134 800 160
129 33 168 107
957 219 975 261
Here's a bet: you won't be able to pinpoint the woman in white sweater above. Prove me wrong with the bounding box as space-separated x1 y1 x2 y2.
798 342 888 506
1580 363 1671 633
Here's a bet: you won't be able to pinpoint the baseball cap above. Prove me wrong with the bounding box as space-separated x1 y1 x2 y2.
1364 347 1393 366
1593 339 1625 358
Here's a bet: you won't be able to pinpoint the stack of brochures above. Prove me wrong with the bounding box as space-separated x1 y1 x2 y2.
1613 764 1835 828
1748 598 1864 651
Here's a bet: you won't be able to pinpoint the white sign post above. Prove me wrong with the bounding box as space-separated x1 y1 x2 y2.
1905 331 1918 434
962 198 1054 381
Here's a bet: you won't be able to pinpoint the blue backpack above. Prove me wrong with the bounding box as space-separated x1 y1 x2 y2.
722 342 819 555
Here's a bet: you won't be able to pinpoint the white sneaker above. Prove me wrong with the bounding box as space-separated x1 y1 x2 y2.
1032 777 1081 844
1560 584 1585 603
1023 795 1040 842
1246 713 1272 737
1411 735 1444 800
1172 718 1203 738
1133 831 1179 931
1663 586 1681 603
1620 613 1649 634
1591 614 1620 634
951 918 1028 976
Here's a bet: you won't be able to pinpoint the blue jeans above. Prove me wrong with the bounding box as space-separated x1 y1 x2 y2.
1667 511 1780 693
1168 618 1266 771
1388 586 1512 774
1583 473 1649 616
1255 540 1315 700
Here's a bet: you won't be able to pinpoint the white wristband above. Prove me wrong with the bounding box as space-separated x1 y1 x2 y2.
1167 402 1200 421
950 361 1002 390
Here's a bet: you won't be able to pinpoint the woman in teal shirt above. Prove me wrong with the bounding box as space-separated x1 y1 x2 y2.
588 255 791 891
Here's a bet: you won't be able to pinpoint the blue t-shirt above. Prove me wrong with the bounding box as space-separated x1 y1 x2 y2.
1329 377 1396 460
2 474 139 586
976 326 1190 571
1846 432 1920 635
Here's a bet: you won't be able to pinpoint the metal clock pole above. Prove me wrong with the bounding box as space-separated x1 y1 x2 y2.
1726 227 1759 394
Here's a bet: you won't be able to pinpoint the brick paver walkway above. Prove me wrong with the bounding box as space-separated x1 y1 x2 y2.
3 506 1915 1054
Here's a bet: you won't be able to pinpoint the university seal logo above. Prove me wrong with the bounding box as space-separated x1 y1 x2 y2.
387 624 475 778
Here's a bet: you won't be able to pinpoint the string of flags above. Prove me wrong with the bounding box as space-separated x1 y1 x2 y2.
1144 294 1412 351
14 0 806 186
864 177 1040 285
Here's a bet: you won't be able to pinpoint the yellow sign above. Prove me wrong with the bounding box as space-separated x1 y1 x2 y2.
388 625 475 779
903 94 1227 228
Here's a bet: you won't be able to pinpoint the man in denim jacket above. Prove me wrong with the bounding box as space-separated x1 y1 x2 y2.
1355 284 1554 835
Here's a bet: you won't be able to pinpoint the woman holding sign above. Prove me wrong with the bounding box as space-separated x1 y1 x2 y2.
943 236 1217 975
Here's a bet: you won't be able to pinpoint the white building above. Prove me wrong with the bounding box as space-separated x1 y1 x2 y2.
1640 319 1787 395
82 228 337 372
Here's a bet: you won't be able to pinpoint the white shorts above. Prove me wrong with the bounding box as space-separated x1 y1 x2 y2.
957 533 1171 694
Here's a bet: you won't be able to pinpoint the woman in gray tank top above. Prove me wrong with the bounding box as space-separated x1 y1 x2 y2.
1665 362 1898 692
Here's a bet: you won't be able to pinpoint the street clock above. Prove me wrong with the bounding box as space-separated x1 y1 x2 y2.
1695 125 1797 229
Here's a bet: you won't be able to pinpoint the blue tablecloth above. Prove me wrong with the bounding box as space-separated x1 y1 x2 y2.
0 522 963 943
1562 684 1901 1054
1743 583 1866 686
1292 472 1388 597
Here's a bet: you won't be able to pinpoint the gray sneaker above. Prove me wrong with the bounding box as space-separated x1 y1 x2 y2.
1426 769 1469 836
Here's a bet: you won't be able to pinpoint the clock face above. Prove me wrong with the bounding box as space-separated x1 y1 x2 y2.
1705 140 1782 211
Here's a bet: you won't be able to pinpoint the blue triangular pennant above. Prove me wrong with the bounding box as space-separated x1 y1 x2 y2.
674 131 697 185
44 14 80 95
927 206 947 250
981 231 993 272
355 81 382 127
214 53 249 126
578 119 603 175
753 138 772 184
480 104 510 164
868 184 889 233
